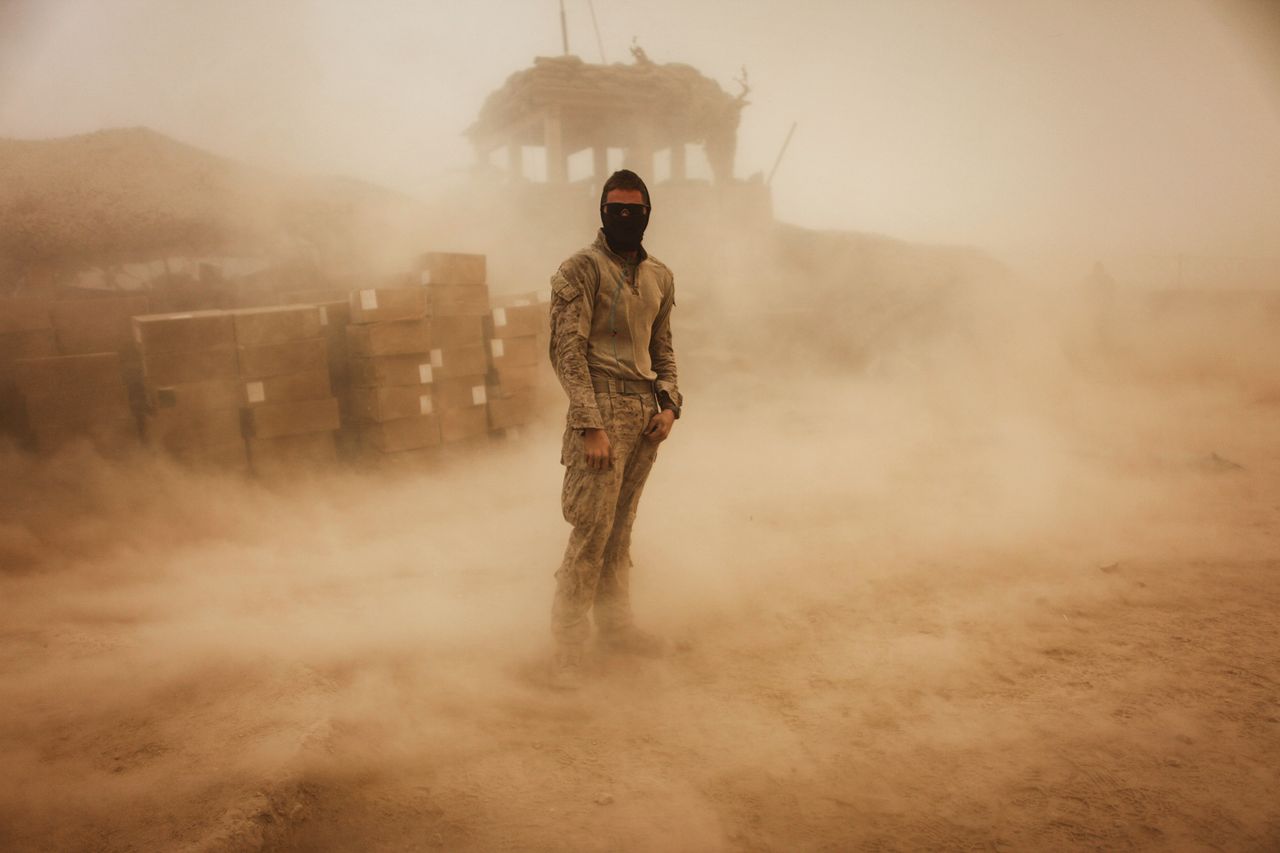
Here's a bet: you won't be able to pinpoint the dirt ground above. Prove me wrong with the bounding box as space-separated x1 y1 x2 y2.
1 346 1278 851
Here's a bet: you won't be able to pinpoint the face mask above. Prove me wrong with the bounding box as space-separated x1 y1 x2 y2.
601 202 650 252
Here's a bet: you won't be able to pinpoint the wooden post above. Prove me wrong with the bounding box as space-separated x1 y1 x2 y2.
670 142 687 181
625 130 654 180
767 121 798 186
544 110 566 183
507 138 522 181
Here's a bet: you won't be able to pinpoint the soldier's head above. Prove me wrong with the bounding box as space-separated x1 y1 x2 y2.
600 169 650 253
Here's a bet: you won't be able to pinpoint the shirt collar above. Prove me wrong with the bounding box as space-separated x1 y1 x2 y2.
594 229 648 265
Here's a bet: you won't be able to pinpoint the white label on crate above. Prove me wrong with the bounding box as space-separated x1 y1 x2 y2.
418 363 433 384
471 385 487 406
318 306 329 326
419 394 433 415
430 348 443 368
492 307 507 327
359 289 378 311
490 339 505 359
245 381 266 403
420 269 432 286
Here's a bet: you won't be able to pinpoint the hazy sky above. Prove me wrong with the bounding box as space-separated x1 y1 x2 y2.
2 0 1278 258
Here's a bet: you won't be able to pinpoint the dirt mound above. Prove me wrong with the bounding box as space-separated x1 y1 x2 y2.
0 128 425 266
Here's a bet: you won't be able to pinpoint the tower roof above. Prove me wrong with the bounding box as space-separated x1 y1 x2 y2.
467 54 747 154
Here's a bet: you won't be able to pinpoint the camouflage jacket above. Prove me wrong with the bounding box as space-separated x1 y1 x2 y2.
548 230 682 430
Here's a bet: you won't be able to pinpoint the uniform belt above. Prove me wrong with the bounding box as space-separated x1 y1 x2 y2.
591 376 655 396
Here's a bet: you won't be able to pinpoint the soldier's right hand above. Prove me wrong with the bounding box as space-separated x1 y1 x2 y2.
583 428 612 471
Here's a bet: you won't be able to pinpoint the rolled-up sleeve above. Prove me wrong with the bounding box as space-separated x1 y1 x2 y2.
548 260 604 430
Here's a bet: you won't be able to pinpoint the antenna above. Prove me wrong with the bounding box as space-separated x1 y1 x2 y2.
587 0 607 63
767 121 798 186
559 0 570 55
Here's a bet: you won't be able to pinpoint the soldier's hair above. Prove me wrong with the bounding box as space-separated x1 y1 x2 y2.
600 170 651 208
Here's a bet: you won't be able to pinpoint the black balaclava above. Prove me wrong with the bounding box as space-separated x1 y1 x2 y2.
599 170 651 254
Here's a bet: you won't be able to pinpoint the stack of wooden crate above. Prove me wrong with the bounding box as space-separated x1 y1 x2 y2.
50 294 151 358
0 298 57 361
281 289 357 458
233 306 341 477
50 293 151 413
346 287 441 463
0 297 58 441
11 352 139 455
487 293 553 434
135 310 248 472
418 253 491 446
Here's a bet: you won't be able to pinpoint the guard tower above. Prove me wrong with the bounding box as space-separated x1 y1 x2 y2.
467 50 749 185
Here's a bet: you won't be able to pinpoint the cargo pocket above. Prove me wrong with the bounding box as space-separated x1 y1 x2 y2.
562 422 610 471
562 463 605 527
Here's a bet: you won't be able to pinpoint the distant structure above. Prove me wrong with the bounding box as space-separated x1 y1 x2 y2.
467 49 750 185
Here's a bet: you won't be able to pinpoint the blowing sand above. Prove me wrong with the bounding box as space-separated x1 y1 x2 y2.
3 3 1278 848
1 328 1277 851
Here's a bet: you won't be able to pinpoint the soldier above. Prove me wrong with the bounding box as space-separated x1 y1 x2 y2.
547 169 683 690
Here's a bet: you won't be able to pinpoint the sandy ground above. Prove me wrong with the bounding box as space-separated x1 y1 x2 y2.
1 351 1278 851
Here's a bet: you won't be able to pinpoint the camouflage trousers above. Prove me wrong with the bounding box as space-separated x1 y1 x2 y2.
552 388 660 647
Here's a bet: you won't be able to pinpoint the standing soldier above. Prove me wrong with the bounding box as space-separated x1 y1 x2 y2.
547 169 683 690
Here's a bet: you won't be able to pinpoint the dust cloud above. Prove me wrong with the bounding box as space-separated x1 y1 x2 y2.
3 1 1280 852
3 269 1278 850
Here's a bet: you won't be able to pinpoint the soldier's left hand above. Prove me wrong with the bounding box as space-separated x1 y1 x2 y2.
643 409 675 443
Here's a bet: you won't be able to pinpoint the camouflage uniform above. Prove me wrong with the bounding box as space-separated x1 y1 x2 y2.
548 230 682 648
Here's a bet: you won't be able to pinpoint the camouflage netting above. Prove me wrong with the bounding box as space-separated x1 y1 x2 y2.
468 54 746 148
